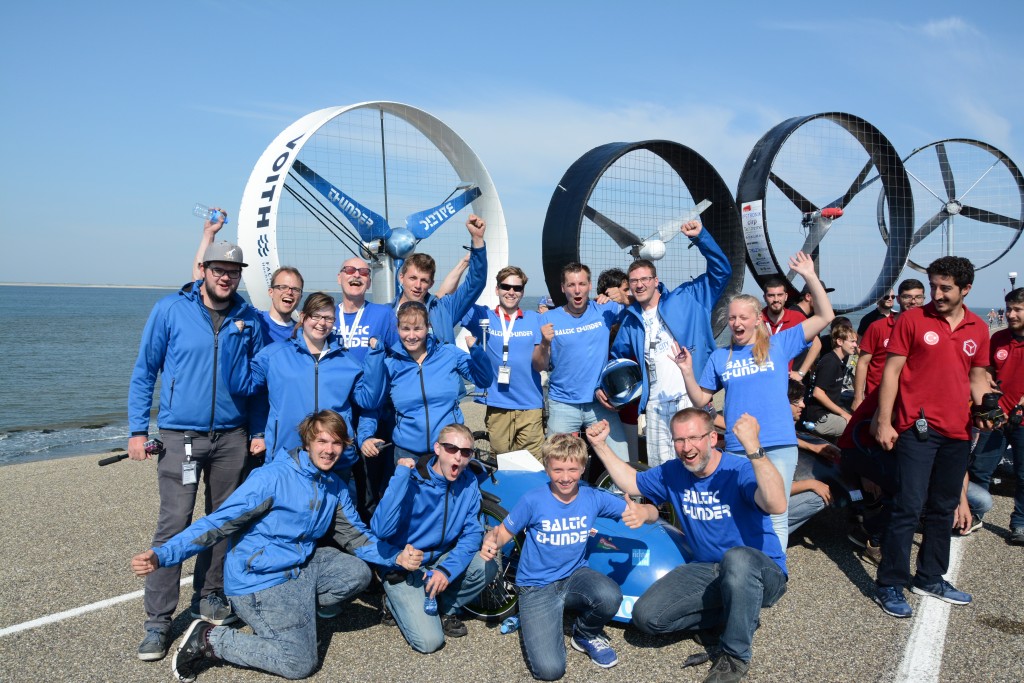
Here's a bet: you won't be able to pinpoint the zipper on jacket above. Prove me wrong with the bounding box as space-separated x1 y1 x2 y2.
209 318 221 437
418 365 430 453
429 478 452 568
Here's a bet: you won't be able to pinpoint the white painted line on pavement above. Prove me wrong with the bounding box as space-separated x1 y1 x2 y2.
0 576 193 638
894 537 965 683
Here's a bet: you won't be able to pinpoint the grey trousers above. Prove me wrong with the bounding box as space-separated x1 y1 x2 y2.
144 428 249 631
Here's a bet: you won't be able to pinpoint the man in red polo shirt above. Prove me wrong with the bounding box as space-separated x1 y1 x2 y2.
967 287 1024 545
761 275 829 381
869 256 992 618
852 279 926 410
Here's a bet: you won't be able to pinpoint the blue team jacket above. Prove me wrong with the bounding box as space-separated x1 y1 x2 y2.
128 280 265 434
152 447 396 596
610 229 732 411
249 331 377 469
393 244 487 345
370 457 484 580
358 337 493 454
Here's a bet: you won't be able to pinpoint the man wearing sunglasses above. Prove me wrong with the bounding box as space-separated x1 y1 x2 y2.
460 266 545 458
605 219 732 467
857 289 896 338
851 279 925 411
394 214 488 345
335 256 401 519
129 240 266 662
368 423 496 653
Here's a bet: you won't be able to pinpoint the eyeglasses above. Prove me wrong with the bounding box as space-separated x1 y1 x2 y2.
341 266 371 277
628 275 656 287
498 283 524 293
882 294 896 300
900 294 926 302
439 442 474 458
307 313 336 324
208 266 242 280
672 431 712 447
271 284 303 294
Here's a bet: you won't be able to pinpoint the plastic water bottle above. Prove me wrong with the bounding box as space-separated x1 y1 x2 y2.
193 203 229 224
423 571 438 615
500 615 521 634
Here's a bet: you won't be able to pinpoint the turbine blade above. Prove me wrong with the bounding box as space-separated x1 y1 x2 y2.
959 205 1024 230
936 142 956 200
911 210 950 248
583 205 644 250
769 172 818 214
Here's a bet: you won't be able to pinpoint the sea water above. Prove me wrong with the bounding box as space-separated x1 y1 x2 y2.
0 285 545 465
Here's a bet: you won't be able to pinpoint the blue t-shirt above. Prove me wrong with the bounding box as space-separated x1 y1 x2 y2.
258 309 295 344
637 454 786 574
333 301 398 363
503 484 626 587
461 305 543 410
541 301 623 404
699 325 809 452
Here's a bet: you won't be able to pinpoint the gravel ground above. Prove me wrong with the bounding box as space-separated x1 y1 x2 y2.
1 399 1022 682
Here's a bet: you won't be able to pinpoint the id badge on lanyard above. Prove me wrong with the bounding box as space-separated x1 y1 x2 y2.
182 436 198 485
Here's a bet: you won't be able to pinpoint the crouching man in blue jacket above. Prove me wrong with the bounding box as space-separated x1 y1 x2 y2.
131 410 416 681
370 423 498 653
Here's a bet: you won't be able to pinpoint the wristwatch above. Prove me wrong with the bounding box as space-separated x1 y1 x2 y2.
746 447 766 460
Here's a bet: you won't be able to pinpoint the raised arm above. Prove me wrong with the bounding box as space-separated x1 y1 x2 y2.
532 321 554 372
191 209 228 280
788 251 835 340
584 420 640 496
670 342 715 407
732 413 787 514
435 252 470 297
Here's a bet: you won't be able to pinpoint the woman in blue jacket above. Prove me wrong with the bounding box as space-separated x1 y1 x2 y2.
359 301 493 461
131 411 421 681
674 252 834 549
250 292 376 477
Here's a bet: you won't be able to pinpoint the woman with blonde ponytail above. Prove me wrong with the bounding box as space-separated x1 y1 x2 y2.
674 252 835 549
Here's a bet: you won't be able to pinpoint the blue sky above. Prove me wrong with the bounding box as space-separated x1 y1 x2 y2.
2 1 1022 307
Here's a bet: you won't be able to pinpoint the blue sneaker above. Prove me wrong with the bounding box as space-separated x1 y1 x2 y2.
874 585 913 618
571 627 618 668
911 579 972 605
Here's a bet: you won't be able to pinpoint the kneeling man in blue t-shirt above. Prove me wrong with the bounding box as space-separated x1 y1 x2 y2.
481 433 658 680
587 410 788 682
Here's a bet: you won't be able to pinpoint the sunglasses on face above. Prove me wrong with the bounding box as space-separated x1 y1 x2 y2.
498 283 524 293
439 442 474 458
341 266 371 277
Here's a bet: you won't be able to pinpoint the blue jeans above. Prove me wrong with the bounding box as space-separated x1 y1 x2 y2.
546 398 628 461
765 445 798 549
631 546 787 662
211 546 370 679
970 425 1024 528
517 567 622 681
382 552 496 653
788 489 827 535
877 430 969 588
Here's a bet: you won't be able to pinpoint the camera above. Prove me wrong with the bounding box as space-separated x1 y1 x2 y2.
972 392 1007 428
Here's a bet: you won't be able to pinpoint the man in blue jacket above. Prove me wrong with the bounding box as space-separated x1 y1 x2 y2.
128 241 266 661
393 214 487 344
605 219 731 466
131 411 413 681
369 423 497 653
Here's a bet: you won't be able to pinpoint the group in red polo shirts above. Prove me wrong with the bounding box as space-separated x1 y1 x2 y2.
868 256 993 619
967 288 1024 546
